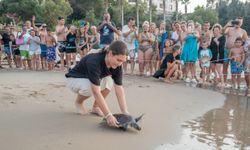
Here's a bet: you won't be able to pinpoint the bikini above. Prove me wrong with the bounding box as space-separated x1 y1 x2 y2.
139 33 152 52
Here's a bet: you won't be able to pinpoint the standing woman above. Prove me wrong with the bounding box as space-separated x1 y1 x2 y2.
77 22 89 58
181 20 200 83
149 22 158 75
89 26 100 50
138 21 154 76
210 24 225 87
66 25 77 68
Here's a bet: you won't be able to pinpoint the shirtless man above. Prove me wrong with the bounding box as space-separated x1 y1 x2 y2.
56 16 68 70
39 24 48 70
224 17 248 86
46 29 57 70
229 37 245 89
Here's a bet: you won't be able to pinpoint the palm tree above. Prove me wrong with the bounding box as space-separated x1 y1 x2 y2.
181 0 190 14
119 0 124 27
136 0 140 29
104 0 109 13
163 0 166 23
149 0 152 23
175 0 179 20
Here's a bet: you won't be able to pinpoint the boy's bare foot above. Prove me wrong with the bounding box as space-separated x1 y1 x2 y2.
75 102 88 115
91 107 104 117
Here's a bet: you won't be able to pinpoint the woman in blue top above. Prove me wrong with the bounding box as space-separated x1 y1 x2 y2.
181 21 199 83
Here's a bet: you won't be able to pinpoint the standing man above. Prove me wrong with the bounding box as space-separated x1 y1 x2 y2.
97 12 120 49
122 17 138 74
56 16 68 70
224 17 248 87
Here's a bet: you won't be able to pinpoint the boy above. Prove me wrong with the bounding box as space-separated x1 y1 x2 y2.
199 42 212 85
229 37 245 89
27 30 41 70
45 29 57 70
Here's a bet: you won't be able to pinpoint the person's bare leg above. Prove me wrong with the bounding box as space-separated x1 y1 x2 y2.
223 62 229 84
164 65 177 83
236 74 241 88
27 59 32 70
75 94 89 115
138 50 144 75
130 58 135 74
60 53 65 70
123 61 128 74
245 74 250 89
145 48 153 75
91 88 110 117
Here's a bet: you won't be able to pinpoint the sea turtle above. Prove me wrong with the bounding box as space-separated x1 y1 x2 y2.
102 114 144 131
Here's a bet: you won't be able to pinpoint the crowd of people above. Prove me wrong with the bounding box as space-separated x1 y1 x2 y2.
0 13 250 90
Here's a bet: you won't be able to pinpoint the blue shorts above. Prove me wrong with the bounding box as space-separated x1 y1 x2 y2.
4 47 12 55
230 60 244 74
46 47 56 61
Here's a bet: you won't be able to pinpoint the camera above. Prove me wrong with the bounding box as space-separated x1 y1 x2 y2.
231 20 240 26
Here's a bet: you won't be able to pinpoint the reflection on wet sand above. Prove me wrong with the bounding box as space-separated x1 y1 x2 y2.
156 84 250 150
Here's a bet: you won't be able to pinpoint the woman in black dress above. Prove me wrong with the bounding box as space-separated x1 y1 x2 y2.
210 24 226 87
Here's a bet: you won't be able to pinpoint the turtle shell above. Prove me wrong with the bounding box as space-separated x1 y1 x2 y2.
102 114 143 131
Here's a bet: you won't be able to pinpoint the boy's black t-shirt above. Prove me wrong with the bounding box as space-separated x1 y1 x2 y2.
160 53 179 69
65 52 123 86
2 32 11 47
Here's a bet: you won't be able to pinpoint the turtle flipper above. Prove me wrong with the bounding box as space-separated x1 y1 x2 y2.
135 114 144 122
130 122 141 131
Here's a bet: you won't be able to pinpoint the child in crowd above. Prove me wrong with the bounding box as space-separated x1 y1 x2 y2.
199 42 212 85
229 37 245 89
163 40 172 58
27 30 41 70
45 29 57 70
10 34 21 68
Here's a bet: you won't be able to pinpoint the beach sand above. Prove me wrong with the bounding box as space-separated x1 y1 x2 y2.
0 69 225 150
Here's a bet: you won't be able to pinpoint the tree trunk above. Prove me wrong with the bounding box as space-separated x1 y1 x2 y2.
136 0 140 30
121 0 124 27
163 0 166 23
175 0 179 21
104 0 109 13
185 4 187 14
149 0 152 23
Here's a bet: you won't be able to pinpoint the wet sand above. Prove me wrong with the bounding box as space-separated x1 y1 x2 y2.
158 85 250 150
0 69 225 150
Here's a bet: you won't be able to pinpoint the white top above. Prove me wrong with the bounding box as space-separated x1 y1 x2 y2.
28 36 40 51
122 25 136 50
18 33 30 51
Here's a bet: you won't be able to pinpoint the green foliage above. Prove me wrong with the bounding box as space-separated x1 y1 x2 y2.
187 6 218 25
216 0 250 34
37 0 73 28
0 0 73 28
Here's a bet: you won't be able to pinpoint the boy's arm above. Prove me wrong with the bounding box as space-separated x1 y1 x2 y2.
240 49 245 65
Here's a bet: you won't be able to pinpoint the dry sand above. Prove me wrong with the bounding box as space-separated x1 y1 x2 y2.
0 69 225 150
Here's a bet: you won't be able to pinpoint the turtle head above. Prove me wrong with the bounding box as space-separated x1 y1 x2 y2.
135 114 144 122
130 123 141 131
